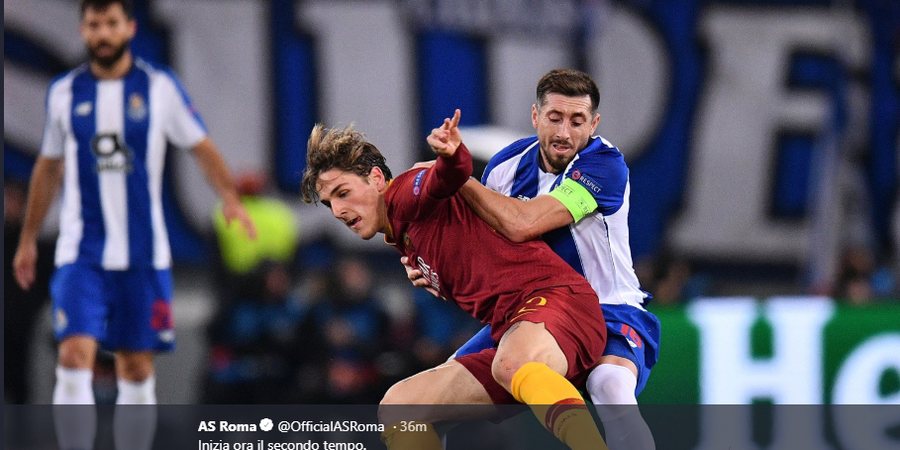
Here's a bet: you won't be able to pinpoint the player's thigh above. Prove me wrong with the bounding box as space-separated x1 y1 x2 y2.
57 335 100 369
379 359 496 425
598 355 638 377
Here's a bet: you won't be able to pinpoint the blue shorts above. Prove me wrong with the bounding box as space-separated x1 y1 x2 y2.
50 262 175 352
453 303 660 396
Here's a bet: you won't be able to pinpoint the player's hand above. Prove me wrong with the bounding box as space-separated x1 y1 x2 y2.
401 256 440 297
426 109 462 158
13 240 38 291
222 199 258 240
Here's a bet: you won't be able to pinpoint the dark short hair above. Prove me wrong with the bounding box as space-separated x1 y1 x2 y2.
81 0 134 19
300 124 393 203
536 69 600 113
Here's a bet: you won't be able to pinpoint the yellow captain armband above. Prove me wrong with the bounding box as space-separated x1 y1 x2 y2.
547 177 598 222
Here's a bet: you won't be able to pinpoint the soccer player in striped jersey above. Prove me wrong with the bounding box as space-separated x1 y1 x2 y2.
12 1 255 449
406 69 659 450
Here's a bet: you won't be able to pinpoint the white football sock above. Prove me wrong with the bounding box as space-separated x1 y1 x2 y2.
114 374 157 450
587 364 656 450
53 366 96 450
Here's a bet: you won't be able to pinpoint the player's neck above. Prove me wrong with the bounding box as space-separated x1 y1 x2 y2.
90 52 134 80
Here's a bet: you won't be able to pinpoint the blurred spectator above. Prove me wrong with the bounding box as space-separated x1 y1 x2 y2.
299 255 393 403
4 178 54 404
634 253 708 305
203 261 307 403
410 288 483 369
833 246 896 304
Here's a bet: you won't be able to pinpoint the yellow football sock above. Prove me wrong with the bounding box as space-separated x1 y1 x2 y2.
511 362 609 450
381 421 443 450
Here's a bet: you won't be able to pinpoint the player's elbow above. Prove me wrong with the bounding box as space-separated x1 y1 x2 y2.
500 217 542 243
503 228 536 243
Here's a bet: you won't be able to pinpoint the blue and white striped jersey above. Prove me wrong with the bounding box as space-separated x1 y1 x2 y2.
482 135 649 308
41 58 207 270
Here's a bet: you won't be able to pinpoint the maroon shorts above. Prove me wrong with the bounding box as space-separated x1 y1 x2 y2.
457 284 606 404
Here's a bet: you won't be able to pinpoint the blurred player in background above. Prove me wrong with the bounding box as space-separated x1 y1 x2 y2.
302 110 610 450
11 0 256 449
405 69 659 450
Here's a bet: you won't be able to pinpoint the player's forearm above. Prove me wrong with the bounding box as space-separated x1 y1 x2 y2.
20 157 64 243
459 179 535 242
427 142 473 198
191 138 241 205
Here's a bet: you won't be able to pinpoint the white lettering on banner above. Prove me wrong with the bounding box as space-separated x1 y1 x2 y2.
832 334 900 450
153 0 270 231
587 4 668 159
298 1 414 178
688 297 834 450
670 7 867 262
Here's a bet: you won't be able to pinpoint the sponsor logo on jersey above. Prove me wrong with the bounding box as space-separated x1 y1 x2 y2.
412 169 426 196
127 93 147 122
91 132 133 172
75 101 93 116
416 256 441 293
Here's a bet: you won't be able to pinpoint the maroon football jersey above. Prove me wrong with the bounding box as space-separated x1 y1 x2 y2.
384 143 595 326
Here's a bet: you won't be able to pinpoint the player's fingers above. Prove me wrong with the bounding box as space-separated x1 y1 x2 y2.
449 109 461 128
242 215 258 240
14 264 34 291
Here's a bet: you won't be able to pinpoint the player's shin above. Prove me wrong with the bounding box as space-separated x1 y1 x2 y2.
510 362 609 450
588 365 655 450
114 373 158 450
53 366 97 450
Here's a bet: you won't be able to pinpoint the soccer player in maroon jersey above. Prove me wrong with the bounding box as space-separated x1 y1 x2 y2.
301 110 610 450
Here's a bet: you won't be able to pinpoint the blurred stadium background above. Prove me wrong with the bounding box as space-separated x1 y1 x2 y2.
4 0 899 417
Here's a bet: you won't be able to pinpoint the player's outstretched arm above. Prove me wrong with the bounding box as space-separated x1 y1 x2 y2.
14 156 64 290
191 137 257 239
459 180 575 243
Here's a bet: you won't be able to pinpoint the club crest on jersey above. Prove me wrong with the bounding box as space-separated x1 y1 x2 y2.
402 232 415 252
128 93 147 122
91 133 133 172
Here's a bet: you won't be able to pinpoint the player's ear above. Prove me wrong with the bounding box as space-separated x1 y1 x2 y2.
591 113 600 133
369 167 386 190
532 104 539 129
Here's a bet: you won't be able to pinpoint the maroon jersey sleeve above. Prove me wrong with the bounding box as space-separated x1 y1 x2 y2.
389 143 473 222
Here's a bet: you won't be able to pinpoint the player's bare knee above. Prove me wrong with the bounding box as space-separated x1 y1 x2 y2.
115 353 154 382
491 357 523 391
57 337 97 369
378 382 428 425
